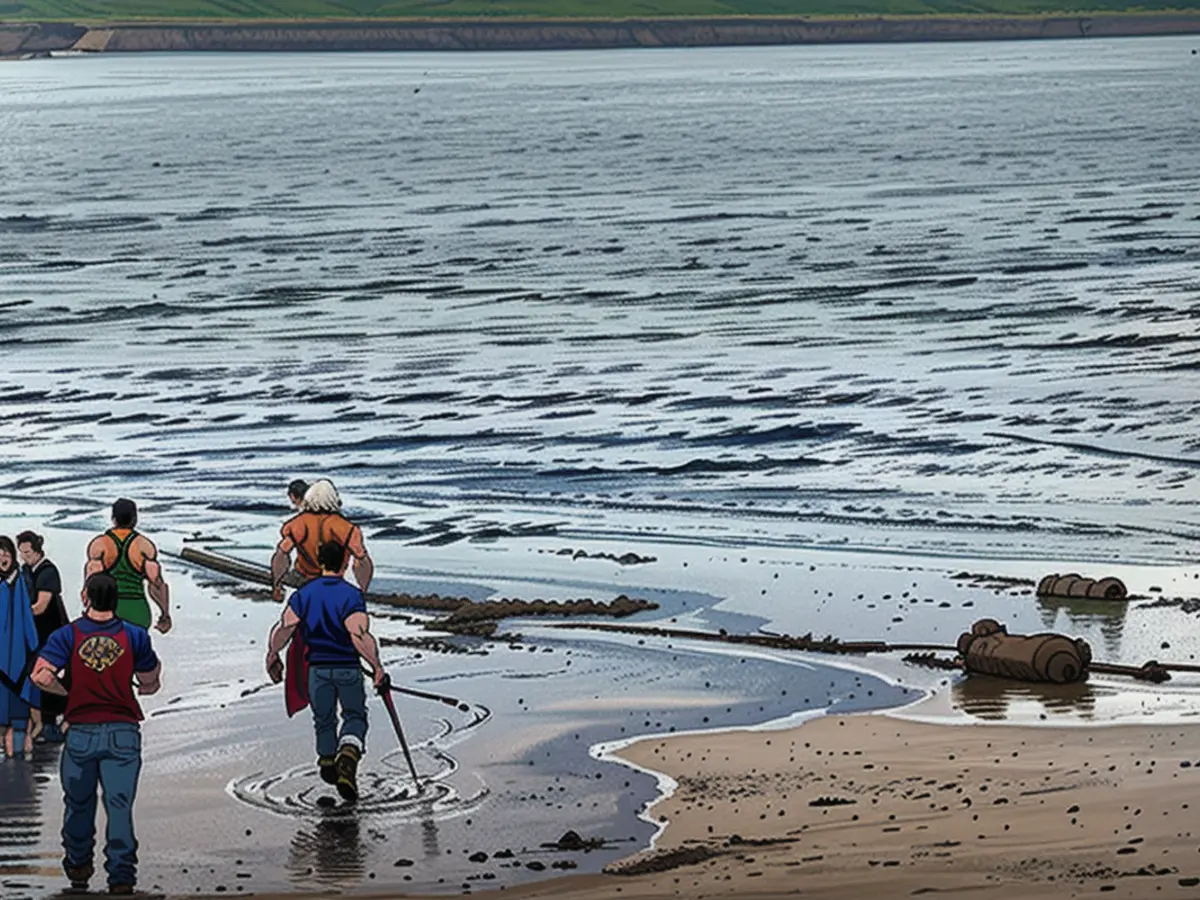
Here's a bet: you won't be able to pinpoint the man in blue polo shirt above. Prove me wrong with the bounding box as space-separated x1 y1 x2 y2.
265 541 384 802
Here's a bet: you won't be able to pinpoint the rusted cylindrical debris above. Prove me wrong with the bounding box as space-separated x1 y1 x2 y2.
957 618 1092 684
1036 573 1127 600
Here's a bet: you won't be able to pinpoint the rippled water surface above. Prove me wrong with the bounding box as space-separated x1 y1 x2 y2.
2 40 1200 899
2 39 1199 563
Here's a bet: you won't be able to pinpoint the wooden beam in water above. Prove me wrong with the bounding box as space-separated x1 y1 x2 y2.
179 546 278 586
178 546 377 596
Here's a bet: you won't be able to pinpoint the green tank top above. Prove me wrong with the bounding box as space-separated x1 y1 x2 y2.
105 529 152 629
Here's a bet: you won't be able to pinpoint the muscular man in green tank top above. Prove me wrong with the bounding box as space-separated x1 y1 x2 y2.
83 499 172 633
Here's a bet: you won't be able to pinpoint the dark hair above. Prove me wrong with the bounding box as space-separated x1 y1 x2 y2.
288 479 309 502
112 498 138 528
15 530 43 554
86 573 119 612
0 536 15 576
317 541 346 573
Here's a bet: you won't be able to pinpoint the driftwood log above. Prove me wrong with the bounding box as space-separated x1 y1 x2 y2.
1037 572 1127 600
177 547 658 628
957 618 1092 684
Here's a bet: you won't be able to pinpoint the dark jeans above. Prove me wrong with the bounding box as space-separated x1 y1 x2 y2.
308 666 367 758
61 722 142 888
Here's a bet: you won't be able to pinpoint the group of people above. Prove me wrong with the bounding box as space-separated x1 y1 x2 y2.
0 499 170 895
1 529 67 755
0 479 387 896
0 502 169 758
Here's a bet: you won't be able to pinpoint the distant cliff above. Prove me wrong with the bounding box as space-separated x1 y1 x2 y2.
4 15 1200 57
0 22 86 56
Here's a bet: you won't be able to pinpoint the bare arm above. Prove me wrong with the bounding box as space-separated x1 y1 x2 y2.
266 605 301 672
271 542 293 603
32 590 52 617
82 537 107 602
134 660 162 696
347 527 373 592
31 657 68 697
345 611 384 688
141 541 171 633
352 553 374 593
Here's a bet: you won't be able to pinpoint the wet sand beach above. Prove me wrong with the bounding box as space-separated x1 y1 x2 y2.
2 509 1199 900
209 713 1200 900
0 515 921 899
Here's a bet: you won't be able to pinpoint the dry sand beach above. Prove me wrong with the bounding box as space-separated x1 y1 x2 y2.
605 715 1200 900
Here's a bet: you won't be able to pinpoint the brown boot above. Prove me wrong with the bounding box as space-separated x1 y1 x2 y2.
63 859 93 891
317 755 337 785
334 744 361 803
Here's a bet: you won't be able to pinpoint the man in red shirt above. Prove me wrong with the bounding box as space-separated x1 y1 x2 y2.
31 573 162 896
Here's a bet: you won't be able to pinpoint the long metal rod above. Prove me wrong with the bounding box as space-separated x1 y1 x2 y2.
358 663 471 711
1090 661 1172 683
1160 662 1200 674
388 682 470 712
378 681 423 794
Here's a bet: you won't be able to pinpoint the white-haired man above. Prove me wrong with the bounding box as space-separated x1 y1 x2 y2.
271 479 374 601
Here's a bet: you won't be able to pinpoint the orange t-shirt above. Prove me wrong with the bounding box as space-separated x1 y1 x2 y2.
279 512 366 579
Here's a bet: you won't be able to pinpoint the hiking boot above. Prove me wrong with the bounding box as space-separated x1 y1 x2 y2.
108 885 135 896
334 744 361 803
63 859 93 890
318 755 337 785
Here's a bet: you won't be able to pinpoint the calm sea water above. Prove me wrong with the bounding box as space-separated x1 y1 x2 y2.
2 40 1200 898
2 41 1200 564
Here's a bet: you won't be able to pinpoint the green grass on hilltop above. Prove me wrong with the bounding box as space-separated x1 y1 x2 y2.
3 0 1199 21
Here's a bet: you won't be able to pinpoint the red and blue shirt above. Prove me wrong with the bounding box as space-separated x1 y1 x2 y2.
39 617 159 725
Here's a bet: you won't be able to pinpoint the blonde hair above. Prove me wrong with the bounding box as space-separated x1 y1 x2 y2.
302 479 343 514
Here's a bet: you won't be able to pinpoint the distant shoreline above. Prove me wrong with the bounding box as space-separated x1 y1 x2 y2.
3 13 1200 58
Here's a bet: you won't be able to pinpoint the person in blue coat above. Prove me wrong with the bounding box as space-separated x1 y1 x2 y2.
0 535 40 758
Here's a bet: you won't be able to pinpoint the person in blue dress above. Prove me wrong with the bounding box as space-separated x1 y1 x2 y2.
0 535 40 758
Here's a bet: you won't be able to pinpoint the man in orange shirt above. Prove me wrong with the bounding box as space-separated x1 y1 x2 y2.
271 479 373 600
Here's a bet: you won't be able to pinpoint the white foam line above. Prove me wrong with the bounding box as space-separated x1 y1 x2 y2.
891 705 1200 729
590 738 677 850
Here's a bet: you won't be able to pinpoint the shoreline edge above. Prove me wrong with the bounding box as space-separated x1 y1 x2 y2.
4 14 1200 58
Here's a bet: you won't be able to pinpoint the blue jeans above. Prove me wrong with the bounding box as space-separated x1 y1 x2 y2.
308 666 367 758
60 723 142 888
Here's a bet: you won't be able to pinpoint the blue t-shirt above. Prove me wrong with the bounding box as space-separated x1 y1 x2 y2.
289 577 366 666
40 617 159 673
